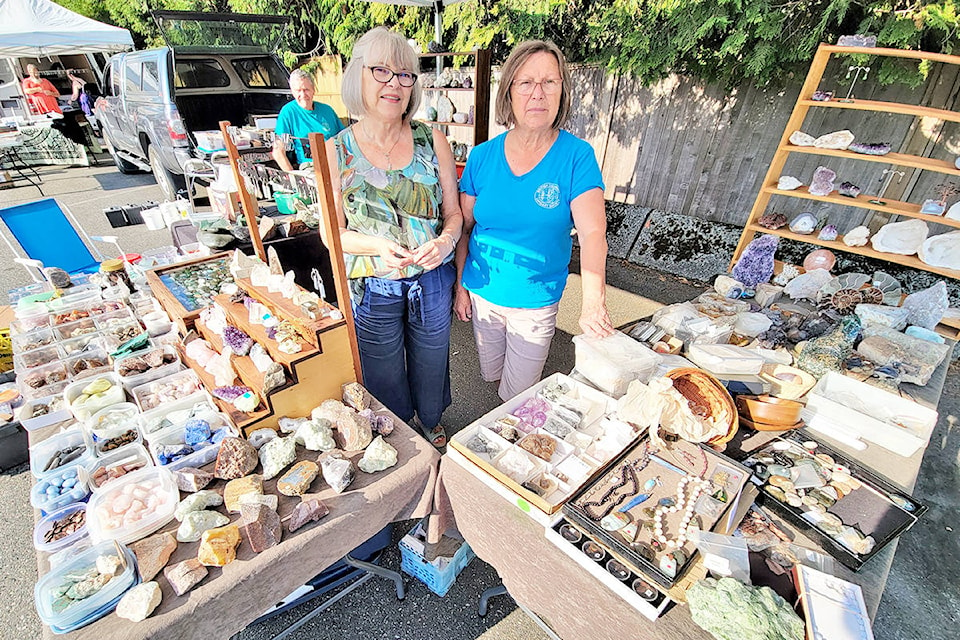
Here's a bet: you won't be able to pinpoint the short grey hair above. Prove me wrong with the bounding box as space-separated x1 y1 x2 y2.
496 40 572 130
289 69 314 88
342 27 421 123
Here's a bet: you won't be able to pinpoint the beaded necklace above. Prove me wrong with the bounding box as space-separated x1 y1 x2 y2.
581 444 651 521
651 475 710 550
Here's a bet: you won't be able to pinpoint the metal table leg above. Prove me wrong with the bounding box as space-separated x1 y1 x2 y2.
0 149 43 196
343 552 406 600
479 584 508 616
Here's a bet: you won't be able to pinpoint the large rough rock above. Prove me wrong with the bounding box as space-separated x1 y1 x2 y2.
164 558 208 596
224 474 263 513
174 467 214 493
277 460 319 496
215 437 259 480
197 524 242 567
116 581 162 622
130 532 177 582
288 499 330 533
239 503 282 553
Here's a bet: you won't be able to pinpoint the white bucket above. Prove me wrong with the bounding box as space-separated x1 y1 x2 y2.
160 202 181 227
142 207 165 231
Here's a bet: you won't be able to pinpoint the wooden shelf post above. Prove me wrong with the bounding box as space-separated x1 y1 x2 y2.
219 120 266 261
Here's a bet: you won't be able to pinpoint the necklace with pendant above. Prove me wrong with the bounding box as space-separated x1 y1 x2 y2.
361 121 402 170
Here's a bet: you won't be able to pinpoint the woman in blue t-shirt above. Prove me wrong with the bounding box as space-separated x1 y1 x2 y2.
454 40 614 402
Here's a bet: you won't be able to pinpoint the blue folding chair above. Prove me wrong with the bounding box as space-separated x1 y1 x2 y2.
0 198 124 282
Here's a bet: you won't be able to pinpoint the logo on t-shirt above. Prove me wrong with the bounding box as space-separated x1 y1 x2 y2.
534 182 561 209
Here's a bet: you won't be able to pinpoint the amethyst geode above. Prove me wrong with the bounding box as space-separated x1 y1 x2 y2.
732 235 779 288
222 325 253 356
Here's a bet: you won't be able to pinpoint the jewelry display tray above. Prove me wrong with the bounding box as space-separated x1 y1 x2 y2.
730 429 927 571
562 437 752 591
449 373 630 514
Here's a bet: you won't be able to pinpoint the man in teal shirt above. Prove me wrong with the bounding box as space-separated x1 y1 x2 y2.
272 69 343 171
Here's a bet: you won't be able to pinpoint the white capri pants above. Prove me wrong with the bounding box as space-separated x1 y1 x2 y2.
469 292 560 401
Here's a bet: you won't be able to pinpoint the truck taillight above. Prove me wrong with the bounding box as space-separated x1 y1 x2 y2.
167 110 188 146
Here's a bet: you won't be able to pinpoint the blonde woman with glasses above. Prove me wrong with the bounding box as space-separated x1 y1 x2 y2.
454 40 613 402
325 27 462 448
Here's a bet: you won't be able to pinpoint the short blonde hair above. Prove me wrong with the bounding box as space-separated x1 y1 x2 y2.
342 27 421 123
495 40 572 130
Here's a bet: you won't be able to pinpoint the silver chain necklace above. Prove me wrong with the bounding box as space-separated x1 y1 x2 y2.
361 121 402 170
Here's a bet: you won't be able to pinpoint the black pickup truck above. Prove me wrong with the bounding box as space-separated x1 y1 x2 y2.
95 11 292 200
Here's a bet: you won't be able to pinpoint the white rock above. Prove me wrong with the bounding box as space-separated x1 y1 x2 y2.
789 131 816 146
773 264 800 286
116 581 162 622
946 201 960 222
755 283 783 307
358 436 398 473
855 304 910 330
919 231 960 271
777 176 803 190
713 275 743 298
843 226 870 247
784 268 833 300
871 219 929 255
813 130 855 150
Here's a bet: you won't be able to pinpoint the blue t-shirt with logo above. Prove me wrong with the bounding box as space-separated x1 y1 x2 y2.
275 100 343 165
459 130 603 308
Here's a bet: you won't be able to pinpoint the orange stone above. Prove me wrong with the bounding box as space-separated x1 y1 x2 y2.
197 524 242 567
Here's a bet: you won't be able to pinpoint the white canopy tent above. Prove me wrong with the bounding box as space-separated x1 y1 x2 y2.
0 0 133 57
360 0 465 45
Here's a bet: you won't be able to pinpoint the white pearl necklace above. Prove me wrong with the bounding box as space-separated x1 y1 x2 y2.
652 476 709 550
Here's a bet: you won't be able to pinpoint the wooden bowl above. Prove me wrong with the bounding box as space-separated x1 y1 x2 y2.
666 368 738 445
758 364 815 400
738 415 804 432
735 394 803 427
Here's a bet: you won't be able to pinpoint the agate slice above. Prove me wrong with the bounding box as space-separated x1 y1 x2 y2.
871 219 929 256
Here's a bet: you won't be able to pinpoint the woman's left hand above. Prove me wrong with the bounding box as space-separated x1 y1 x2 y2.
579 303 615 338
411 235 454 270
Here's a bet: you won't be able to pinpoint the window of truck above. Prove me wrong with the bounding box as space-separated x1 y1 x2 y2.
231 57 288 88
141 60 161 95
124 61 142 93
173 59 230 89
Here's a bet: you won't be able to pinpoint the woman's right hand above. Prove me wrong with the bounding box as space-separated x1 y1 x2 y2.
454 286 472 322
378 238 414 270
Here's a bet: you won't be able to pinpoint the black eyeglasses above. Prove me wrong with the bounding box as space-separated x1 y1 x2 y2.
366 65 418 88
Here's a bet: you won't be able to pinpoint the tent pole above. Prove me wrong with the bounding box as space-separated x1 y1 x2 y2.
433 1 443 46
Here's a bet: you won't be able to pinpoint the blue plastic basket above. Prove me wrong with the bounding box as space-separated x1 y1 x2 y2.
399 520 475 597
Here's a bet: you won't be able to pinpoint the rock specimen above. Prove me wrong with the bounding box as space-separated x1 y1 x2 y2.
239 503 282 553
288 499 330 533
784 268 833 300
224 474 263 513
919 231 960 271
849 142 891 155
342 382 371 411
859 324 951 385
731 235 778 287
215 437 259 480
164 558 208 596
817 225 838 241
803 249 836 272
902 281 949 329
758 212 788 230
773 263 800 286
116 581 162 622
320 452 356 493
855 304 910 330
814 130 855 150
312 399 348 423
198 524 242 567
871 219 929 255
358 436 399 473
183 418 211 446
277 460 319 496
755 283 783 307
278 416 310 433
175 490 224 521
687 577 804 640
714 275 743 298
808 167 836 196
130 532 177 582
838 181 861 198
789 131 815 146
177 510 231 543
259 435 297 480
843 226 870 247
238 492 279 510
796 315 862 378
789 212 818 234
247 428 277 450
174 467 214 493
334 410 373 451
296 419 336 451
777 176 803 191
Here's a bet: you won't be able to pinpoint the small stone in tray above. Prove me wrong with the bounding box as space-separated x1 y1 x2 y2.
132 532 177 582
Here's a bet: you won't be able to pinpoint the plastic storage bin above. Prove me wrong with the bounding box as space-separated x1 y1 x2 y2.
14 344 63 371
63 349 111 380
399 519 476 597
29 427 92 479
85 466 178 545
55 318 98 341
34 539 138 634
148 411 235 470
20 395 73 432
18 361 70 401
687 343 765 375
82 443 153 491
572 331 662 397
139 391 216 438
132 369 203 412
12 327 55 352
63 373 126 422
87 403 140 440
114 345 182 391
34 503 88 554
30 462 90 515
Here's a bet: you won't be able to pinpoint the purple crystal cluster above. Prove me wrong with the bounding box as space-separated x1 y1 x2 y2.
758 212 788 230
732 234 779 287
809 167 837 196
212 385 252 401
849 142 891 156
222 325 253 356
838 181 861 198
811 90 834 102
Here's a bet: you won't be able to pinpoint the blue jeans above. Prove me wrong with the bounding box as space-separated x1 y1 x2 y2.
352 262 455 429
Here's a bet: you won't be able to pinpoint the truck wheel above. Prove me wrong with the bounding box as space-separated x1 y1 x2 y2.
148 145 186 202
105 134 138 174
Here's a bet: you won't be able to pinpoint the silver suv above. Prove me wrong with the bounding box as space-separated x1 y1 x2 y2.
95 11 291 200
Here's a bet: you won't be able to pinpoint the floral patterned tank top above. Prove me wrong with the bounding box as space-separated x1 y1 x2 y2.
332 121 443 292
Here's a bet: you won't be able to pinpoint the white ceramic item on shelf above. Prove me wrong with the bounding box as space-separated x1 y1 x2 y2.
919 231 960 271
843 226 870 247
870 219 929 255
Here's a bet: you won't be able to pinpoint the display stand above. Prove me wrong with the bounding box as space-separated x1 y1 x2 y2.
419 49 492 165
219 119 266 261
730 43 960 338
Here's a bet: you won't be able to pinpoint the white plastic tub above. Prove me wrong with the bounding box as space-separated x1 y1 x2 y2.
63 373 126 422
687 343 764 375
85 466 178 545
573 331 662 397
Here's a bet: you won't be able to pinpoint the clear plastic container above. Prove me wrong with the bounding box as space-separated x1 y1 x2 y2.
18 361 70 401
20 395 72 432
92 425 143 456
30 462 90 515
59 332 106 357
63 373 126 422
132 369 203 412
55 317 98 341
88 299 126 316
63 349 112 380
50 301 95 326
14 344 64 371
94 307 136 326
85 466 178 545
572 331 662 397
88 403 141 440
687 343 765 375
14 302 51 332
139 245 179 268
34 503 88 554
139 391 216 438
82 443 153 491
46 286 102 311
34 539 138 634
114 345 182 391
11 326 55 352
29 427 93 479
148 411 236 470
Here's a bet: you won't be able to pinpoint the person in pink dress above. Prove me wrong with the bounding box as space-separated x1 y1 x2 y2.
22 64 62 115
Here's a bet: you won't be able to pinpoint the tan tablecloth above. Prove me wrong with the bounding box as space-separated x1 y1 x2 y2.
34 416 440 640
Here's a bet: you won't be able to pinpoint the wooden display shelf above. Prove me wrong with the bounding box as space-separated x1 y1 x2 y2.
783 144 960 177
419 49 491 149
235 277 343 348
176 342 271 431
798 97 960 123
761 183 960 229
822 44 960 65
423 87 475 92
747 223 960 279
145 252 231 334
